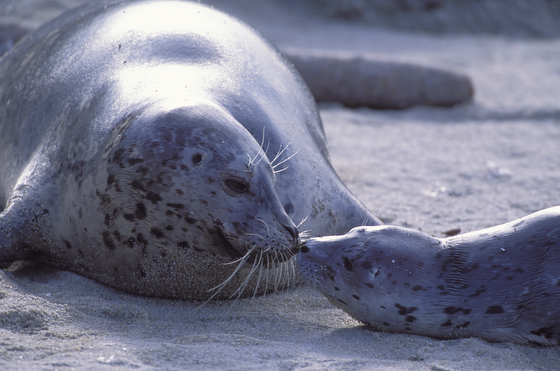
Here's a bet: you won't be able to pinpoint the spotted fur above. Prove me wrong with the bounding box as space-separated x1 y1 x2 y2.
299 207 560 345
0 0 379 300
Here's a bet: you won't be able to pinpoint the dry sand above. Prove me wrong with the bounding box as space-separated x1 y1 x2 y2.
1 0 560 370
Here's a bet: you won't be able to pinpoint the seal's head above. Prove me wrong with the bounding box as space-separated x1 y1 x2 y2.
95 100 300 268
298 226 441 325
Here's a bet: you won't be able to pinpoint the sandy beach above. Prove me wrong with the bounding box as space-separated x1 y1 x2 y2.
1 0 560 369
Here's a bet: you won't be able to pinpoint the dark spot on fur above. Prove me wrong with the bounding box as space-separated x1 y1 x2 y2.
530 327 556 339
365 283 374 288
112 148 125 167
128 158 144 166
127 237 136 248
441 320 453 327
342 256 353 272
395 304 418 316
506 275 514 280
104 213 112 226
192 153 202 164
124 213 135 221
102 230 116 250
412 285 423 291
177 241 190 250
137 166 149 175
135 202 147 219
107 174 115 185
96 189 111 206
334 286 340 291
62 239 72 249
113 231 121 241
185 215 197 224
150 227 164 238
131 180 146 191
468 288 486 297
166 203 184 209
326 266 336 281
165 225 174 231
456 322 471 329
175 189 184 195
443 306 472 315
514 267 524 274
337 299 347 305
352 294 360 300
405 316 417 323
486 305 505 314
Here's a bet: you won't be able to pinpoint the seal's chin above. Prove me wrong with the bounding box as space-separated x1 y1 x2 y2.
214 222 300 263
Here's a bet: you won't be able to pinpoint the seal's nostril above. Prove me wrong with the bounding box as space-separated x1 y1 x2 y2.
300 243 309 253
283 224 299 240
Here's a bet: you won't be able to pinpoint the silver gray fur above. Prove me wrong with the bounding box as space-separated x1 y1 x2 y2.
0 0 379 300
299 206 560 345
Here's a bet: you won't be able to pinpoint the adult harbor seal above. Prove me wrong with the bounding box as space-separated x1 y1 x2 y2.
0 0 379 300
298 206 560 345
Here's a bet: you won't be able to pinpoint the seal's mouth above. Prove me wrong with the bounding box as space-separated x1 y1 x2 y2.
214 221 300 263
214 223 245 259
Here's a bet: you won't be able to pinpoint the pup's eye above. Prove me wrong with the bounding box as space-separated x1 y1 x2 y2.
223 178 250 195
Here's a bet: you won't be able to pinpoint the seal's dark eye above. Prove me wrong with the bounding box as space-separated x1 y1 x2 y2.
192 153 202 165
223 178 250 195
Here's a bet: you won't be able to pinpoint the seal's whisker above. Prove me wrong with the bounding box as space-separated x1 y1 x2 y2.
231 250 261 300
362 216 375 226
196 250 252 309
296 216 309 229
251 251 265 301
274 257 283 292
221 252 251 266
299 231 311 239
256 218 270 235
262 253 271 296
244 232 264 241
209 246 254 291
259 127 266 149
272 149 299 170
270 130 297 168
273 166 289 174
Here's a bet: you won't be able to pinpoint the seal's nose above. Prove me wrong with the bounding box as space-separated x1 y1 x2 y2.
283 224 299 240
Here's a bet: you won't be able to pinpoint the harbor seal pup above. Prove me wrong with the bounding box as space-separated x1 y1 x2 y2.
0 0 379 300
298 206 560 345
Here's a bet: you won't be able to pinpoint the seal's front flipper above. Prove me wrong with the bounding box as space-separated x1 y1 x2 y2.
0 202 34 268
